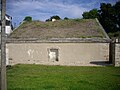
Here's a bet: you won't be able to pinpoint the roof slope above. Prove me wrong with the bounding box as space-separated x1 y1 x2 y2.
10 19 108 40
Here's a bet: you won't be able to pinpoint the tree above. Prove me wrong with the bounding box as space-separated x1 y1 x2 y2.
82 12 90 19
114 1 120 30
45 19 50 22
46 15 61 21
23 16 32 22
64 17 69 20
50 15 61 20
82 9 99 19
98 2 120 33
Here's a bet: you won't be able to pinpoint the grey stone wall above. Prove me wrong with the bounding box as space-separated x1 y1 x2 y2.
110 38 120 67
115 43 120 66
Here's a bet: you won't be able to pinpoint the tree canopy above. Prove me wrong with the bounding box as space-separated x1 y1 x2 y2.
23 16 32 22
82 9 99 19
64 17 69 20
46 15 61 21
99 1 120 37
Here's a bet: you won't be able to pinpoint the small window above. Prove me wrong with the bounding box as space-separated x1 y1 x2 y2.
6 20 10 26
49 49 59 62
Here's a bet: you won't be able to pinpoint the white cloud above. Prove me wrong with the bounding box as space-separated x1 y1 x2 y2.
6 0 118 26
7 0 88 26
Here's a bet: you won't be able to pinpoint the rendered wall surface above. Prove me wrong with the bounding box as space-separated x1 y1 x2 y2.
6 43 109 66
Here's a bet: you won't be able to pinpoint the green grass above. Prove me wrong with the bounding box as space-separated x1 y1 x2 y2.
7 64 120 90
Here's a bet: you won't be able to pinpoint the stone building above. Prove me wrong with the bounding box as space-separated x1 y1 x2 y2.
0 13 13 35
6 18 111 66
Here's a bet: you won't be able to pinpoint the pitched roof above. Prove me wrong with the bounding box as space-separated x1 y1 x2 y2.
9 19 109 41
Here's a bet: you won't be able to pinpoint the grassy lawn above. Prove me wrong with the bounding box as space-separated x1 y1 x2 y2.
7 64 120 90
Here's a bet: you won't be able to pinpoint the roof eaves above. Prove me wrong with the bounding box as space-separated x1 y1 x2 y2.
6 38 111 43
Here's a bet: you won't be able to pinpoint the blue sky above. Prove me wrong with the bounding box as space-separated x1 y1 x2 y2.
6 0 119 26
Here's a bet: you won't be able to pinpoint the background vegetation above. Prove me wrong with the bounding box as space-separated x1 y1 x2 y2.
23 16 32 22
46 15 61 22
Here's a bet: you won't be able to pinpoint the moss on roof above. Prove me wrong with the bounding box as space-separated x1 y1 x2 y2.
10 19 107 39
